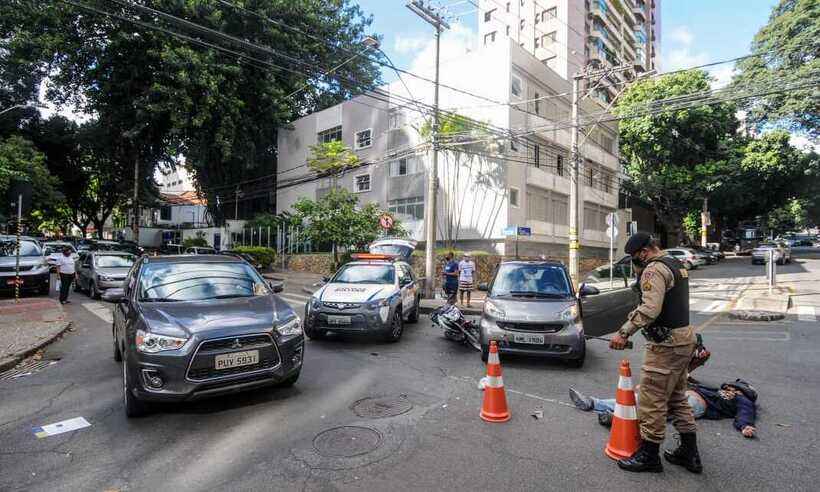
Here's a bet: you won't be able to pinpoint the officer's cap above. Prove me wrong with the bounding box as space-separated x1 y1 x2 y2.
624 232 652 255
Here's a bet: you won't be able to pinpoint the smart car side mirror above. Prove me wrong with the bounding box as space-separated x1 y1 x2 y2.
267 280 284 293
321 276 330 283
578 283 600 297
478 282 489 291
101 288 125 303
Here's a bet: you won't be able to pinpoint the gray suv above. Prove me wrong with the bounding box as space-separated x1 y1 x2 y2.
75 251 136 299
479 260 638 367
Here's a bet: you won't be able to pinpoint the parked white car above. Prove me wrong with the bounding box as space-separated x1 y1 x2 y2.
752 242 792 265
664 248 704 270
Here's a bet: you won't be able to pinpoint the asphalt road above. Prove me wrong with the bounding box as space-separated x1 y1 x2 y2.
1 255 819 491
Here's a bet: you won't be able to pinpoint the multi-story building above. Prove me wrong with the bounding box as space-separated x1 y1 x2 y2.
478 0 661 104
276 39 620 258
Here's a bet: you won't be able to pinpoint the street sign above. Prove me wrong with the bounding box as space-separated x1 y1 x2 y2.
606 225 619 239
502 226 517 236
627 221 638 236
379 213 394 230
517 226 531 236
605 212 619 227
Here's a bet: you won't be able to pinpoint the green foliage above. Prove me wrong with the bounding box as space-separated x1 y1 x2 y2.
682 211 701 241
419 112 488 139
768 198 810 234
246 211 300 230
292 188 407 266
733 0 820 140
0 135 61 220
307 141 360 175
233 246 276 268
182 236 208 248
615 70 738 240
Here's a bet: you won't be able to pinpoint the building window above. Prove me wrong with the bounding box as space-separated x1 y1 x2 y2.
484 31 496 45
354 129 372 149
556 155 565 176
552 193 569 225
159 206 171 221
543 31 557 45
506 2 510 12
520 19 525 30
535 37 540 48
317 125 342 144
587 167 595 187
389 156 420 177
534 92 540 114
510 138 519 152
601 134 614 153
511 74 522 98
544 7 557 19
506 25 510 36
535 12 541 24
354 173 371 193
602 172 612 193
533 144 541 168
388 110 404 130
388 196 424 220
484 9 495 22
509 187 520 208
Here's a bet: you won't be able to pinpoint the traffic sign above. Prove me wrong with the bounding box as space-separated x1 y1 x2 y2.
517 226 531 236
606 212 619 227
502 226 517 236
606 225 619 239
379 213 394 230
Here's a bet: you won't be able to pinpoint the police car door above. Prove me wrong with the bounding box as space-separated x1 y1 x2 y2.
398 264 416 315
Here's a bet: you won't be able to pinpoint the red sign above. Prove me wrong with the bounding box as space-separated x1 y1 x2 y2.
379 214 394 230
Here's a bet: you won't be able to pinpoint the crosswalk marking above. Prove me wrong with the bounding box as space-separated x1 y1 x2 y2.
703 300 725 313
796 305 817 322
82 302 113 323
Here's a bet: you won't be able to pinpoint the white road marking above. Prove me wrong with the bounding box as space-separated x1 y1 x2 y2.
703 300 725 313
81 302 113 323
796 305 817 322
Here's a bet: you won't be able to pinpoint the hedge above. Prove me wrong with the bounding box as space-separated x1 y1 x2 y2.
233 246 276 268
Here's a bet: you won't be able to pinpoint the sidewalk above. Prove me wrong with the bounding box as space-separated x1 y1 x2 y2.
0 297 71 372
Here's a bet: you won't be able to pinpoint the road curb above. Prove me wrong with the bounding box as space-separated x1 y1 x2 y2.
0 321 73 373
728 310 785 321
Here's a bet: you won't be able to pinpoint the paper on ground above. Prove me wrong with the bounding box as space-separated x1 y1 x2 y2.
33 417 91 438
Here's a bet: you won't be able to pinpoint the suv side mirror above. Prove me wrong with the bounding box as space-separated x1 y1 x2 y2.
578 283 600 297
267 280 284 293
478 282 489 291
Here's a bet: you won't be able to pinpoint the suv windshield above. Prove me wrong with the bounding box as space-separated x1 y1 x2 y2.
95 255 135 268
139 262 267 301
44 244 74 255
0 240 42 257
490 264 571 298
332 264 395 284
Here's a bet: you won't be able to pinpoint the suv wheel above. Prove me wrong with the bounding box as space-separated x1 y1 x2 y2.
90 282 100 300
383 308 403 342
407 297 420 324
122 355 149 418
277 370 300 388
73 277 82 292
112 325 122 362
304 323 327 340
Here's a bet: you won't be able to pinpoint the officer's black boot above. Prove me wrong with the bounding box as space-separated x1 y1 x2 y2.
617 440 663 473
663 432 703 474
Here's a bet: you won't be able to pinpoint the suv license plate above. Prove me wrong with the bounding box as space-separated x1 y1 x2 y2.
513 333 545 345
327 315 351 325
214 350 259 370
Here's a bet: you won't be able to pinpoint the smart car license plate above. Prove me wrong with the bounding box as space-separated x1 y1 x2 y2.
513 333 545 345
214 350 259 370
327 315 351 325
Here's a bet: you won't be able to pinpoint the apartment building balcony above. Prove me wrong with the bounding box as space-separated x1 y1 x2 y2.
632 6 646 22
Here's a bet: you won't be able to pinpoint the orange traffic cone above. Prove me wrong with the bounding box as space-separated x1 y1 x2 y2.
480 341 511 422
604 359 641 460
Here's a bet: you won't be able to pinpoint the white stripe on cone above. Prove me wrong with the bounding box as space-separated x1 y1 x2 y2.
485 375 504 388
617 376 633 390
488 351 500 365
614 403 637 420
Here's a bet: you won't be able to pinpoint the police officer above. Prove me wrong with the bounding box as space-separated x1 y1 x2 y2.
609 232 702 474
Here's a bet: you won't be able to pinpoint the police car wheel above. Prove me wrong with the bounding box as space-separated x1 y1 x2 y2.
304 323 326 340
407 297 420 323
383 309 403 342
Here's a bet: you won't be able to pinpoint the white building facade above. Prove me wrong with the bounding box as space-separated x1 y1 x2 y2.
276 39 620 257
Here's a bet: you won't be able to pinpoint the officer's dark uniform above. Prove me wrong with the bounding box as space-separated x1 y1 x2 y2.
616 233 702 474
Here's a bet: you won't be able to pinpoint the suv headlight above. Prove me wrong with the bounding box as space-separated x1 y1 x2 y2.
277 317 303 336
484 300 506 320
136 329 188 353
366 296 392 310
98 274 114 282
310 297 321 310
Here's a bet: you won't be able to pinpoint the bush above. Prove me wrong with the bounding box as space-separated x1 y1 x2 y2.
182 237 208 248
233 246 276 268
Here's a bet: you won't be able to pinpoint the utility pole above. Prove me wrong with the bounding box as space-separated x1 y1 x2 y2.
568 74 581 285
407 0 449 299
234 188 243 221
132 156 140 243
701 197 709 247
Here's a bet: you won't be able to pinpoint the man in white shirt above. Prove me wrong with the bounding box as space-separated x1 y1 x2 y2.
458 253 476 307
48 247 76 304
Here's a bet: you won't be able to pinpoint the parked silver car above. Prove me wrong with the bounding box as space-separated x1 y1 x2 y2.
664 248 704 269
75 251 136 299
752 242 791 265
478 260 639 367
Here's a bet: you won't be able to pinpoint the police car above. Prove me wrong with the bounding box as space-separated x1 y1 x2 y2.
304 240 420 342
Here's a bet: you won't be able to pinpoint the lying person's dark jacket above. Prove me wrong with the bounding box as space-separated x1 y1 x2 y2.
690 382 757 431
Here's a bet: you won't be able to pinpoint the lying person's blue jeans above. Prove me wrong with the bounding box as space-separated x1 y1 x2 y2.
593 390 707 419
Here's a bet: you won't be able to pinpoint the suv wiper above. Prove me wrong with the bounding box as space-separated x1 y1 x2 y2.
205 294 254 300
140 297 181 302
508 291 567 298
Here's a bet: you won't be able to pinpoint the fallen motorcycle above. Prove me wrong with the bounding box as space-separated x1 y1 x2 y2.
430 303 481 351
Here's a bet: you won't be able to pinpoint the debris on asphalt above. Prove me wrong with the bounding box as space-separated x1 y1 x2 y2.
531 410 543 420
370 352 379 356
32 416 91 439
776 423 792 428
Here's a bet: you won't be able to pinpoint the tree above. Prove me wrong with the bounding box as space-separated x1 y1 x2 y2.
733 0 820 141
292 189 405 267
307 141 361 176
0 135 61 225
615 70 738 243
767 198 810 234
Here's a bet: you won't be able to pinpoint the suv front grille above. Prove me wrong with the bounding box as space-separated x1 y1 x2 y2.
497 321 564 333
322 302 361 310
0 265 33 273
186 334 280 381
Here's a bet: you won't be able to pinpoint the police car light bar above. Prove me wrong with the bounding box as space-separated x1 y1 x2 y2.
350 253 399 260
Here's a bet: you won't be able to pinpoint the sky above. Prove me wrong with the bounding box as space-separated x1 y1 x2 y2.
355 0 780 87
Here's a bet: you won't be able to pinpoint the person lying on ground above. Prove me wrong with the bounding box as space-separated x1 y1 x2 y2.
568 377 758 438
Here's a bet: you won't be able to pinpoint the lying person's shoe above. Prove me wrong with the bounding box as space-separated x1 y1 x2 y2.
568 387 593 411
598 412 613 427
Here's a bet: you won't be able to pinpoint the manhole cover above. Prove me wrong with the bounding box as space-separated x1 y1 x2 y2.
313 426 382 457
351 396 413 419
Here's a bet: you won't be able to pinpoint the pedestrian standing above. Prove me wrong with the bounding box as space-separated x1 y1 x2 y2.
609 232 701 474
442 252 459 304
50 247 76 305
458 253 476 307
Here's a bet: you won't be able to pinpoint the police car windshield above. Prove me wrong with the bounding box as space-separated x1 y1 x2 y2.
490 264 571 298
0 240 41 257
332 264 395 284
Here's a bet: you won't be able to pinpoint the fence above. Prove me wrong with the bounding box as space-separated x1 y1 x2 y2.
231 225 312 256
